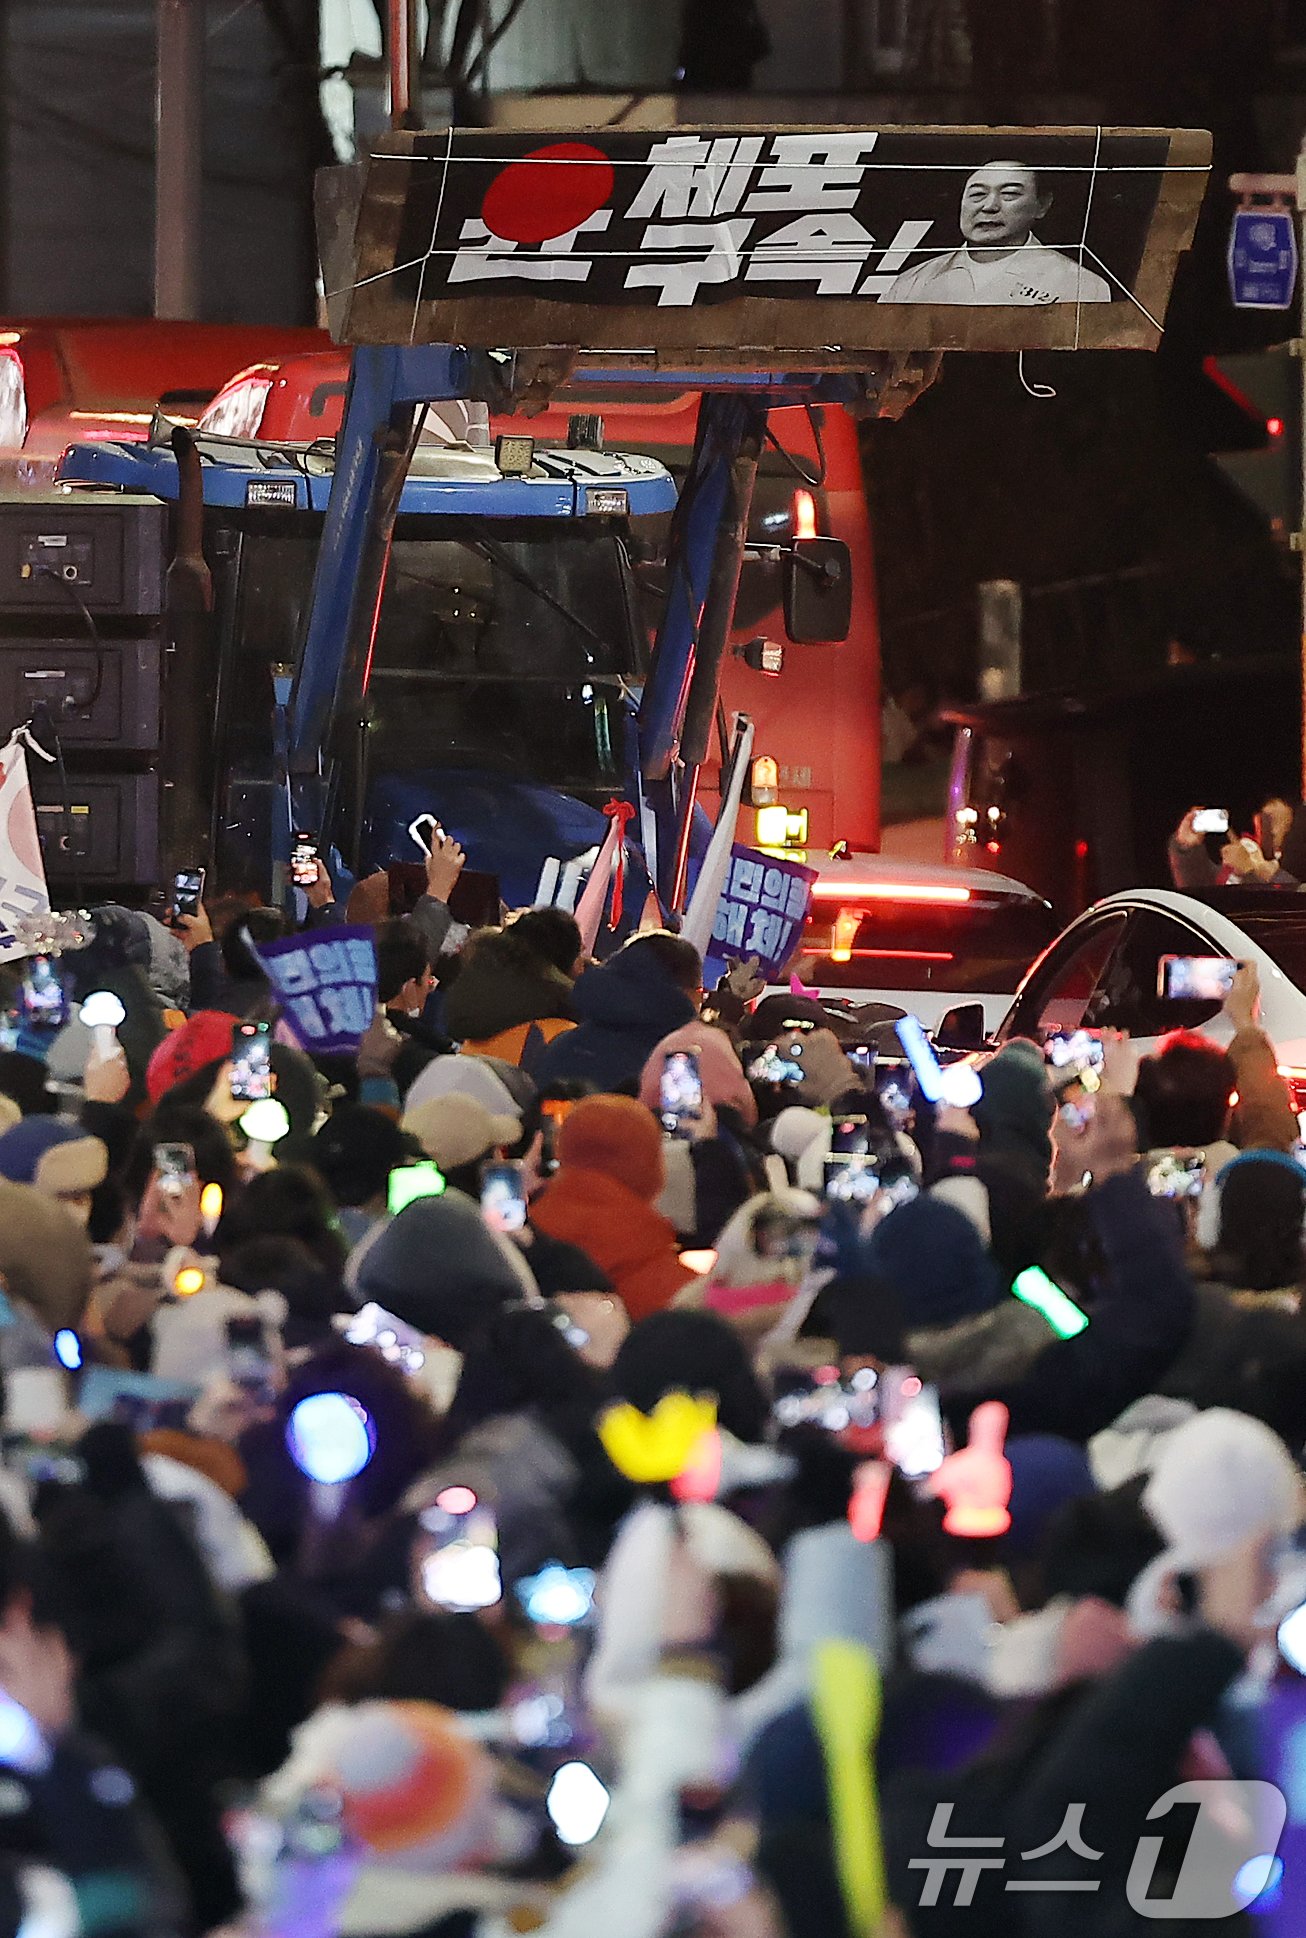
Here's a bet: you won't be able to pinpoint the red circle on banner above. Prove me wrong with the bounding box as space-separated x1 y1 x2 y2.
480 142 615 245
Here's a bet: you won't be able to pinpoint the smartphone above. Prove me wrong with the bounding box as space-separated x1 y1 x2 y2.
407 813 440 856
880 1370 947 1479
659 1049 704 1136
18 956 67 1028
77 1365 198 1431
752 1207 821 1263
771 1365 881 1434
417 1488 502 1612
831 1116 870 1158
172 868 206 921
1044 1029 1105 1077
225 1315 277 1407
1192 808 1230 836
343 1301 428 1375
229 1020 274 1103
154 1142 196 1199
877 1069 913 1131
290 834 318 890
387 1161 446 1216
1157 955 1239 1003
747 1043 806 1086
481 1160 527 1233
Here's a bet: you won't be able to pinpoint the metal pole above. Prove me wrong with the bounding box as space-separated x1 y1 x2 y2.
388 0 422 129
154 0 204 320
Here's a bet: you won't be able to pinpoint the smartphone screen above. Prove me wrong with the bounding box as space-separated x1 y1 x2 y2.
481 1160 527 1233
823 1152 881 1204
19 956 67 1028
880 1370 947 1479
343 1301 428 1375
225 1316 277 1406
1145 1150 1206 1200
1157 955 1239 1003
290 835 318 889
417 1488 502 1612
229 1021 274 1103
660 1049 704 1136
155 1142 196 1198
172 868 206 921
748 1043 806 1086
876 1069 913 1131
1045 1029 1105 1077
1192 809 1230 836
831 1116 870 1157
771 1366 881 1434
387 1162 446 1216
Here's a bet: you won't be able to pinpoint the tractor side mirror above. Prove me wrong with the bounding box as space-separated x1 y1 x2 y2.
783 538 852 644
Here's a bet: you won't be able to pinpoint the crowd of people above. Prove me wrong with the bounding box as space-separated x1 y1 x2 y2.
0 828 1300 1938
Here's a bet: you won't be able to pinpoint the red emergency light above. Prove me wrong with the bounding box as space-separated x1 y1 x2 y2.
793 489 817 540
809 880 971 906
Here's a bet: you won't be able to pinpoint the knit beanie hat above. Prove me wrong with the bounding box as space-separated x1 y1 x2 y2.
1130 1408 1302 1635
0 1177 94 1331
146 1011 238 1103
402 1093 519 1173
0 1118 107 1197
304 1106 418 1209
1003 1434 1098 1561
556 1094 665 1202
825 1272 908 1364
971 1038 1054 1183
350 1190 528 1348
612 1307 769 1444
639 1024 759 1127
862 1194 1005 1329
328 1701 494 1867
401 1052 525 1129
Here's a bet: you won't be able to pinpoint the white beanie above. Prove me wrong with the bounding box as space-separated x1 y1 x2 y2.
1129 1408 1302 1635
1143 1408 1301 1565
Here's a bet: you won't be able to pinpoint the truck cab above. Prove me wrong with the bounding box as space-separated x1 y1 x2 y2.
57 412 675 904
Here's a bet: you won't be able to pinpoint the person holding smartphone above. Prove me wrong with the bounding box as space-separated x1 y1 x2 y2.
1168 797 1298 891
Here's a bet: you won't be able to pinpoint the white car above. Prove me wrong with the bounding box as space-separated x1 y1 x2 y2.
780 852 1057 1034
987 887 1306 1111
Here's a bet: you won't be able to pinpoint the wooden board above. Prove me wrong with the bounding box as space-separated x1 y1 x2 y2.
333 124 1211 359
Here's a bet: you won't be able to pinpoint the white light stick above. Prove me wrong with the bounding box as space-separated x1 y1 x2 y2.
80 989 126 1058
239 1097 290 1169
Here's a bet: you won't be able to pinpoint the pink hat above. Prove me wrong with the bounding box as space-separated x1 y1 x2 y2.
639 1024 757 1127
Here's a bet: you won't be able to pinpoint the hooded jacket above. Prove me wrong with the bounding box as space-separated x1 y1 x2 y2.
531 948 697 1093
530 1097 693 1322
442 932 575 1071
